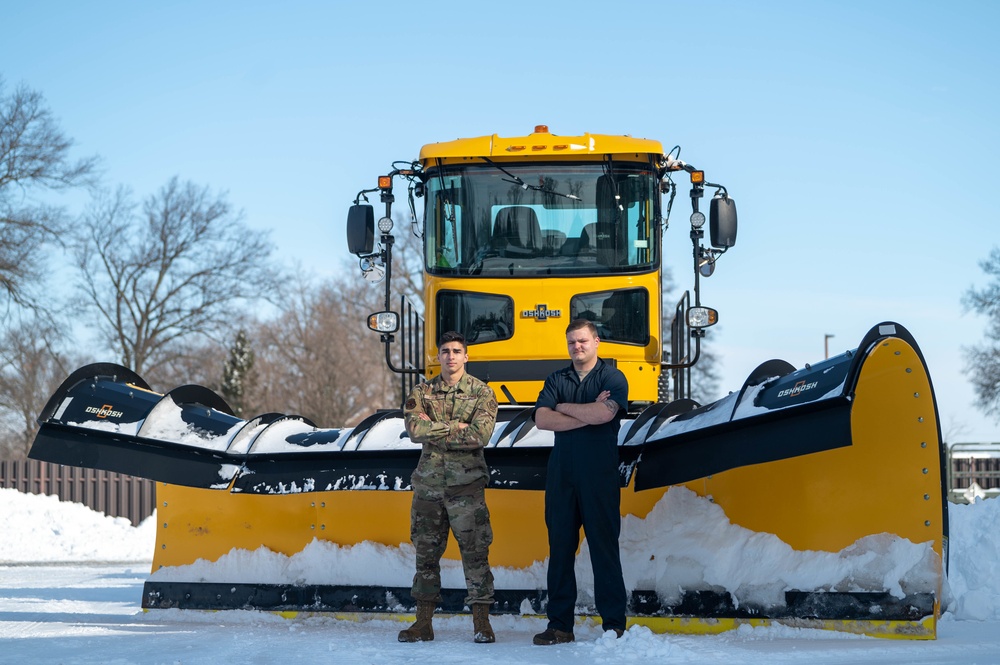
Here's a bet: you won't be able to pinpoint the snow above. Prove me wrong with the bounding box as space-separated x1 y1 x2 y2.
0 489 156 563
2 488 1000 664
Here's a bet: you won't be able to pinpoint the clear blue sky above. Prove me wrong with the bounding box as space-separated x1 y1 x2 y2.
4 1 999 441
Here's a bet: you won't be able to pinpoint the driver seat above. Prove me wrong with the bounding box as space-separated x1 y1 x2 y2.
493 207 542 258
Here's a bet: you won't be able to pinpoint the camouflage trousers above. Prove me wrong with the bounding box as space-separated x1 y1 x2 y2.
409 482 494 606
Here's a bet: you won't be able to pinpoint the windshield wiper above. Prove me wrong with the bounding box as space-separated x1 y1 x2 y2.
604 154 624 224
481 157 582 203
434 159 457 222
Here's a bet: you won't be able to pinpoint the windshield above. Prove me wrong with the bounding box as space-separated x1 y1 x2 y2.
423 162 659 276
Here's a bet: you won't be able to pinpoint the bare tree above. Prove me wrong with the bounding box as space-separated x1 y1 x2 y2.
0 317 76 458
661 265 722 405
962 246 1000 421
150 336 229 395
0 77 98 312
250 275 397 426
74 178 282 380
388 212 425 309
688 330 722 404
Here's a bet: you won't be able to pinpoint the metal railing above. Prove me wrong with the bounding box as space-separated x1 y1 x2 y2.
0 459 156 525
396 294 425 407
668 291 693 402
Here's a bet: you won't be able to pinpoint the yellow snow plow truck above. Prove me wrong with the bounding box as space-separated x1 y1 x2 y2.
30 126 947 639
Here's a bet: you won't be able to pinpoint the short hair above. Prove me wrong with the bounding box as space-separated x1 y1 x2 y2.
566 319 598 337
438 330 467 351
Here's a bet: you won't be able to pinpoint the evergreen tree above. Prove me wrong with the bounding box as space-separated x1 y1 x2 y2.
221 330 255 417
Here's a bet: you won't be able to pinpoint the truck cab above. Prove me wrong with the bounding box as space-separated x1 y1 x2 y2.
348 125 737 408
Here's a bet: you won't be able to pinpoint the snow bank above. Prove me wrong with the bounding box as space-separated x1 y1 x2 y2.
0 488 155 563
943 497 1000 620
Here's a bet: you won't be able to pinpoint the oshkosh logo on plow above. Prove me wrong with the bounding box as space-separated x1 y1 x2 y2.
777 381 819 399
86 404 124 419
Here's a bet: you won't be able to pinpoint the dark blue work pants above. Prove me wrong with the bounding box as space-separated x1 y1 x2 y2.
544 442 627 633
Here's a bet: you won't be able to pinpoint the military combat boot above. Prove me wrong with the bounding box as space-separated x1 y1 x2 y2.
471 603 495 643
398 601 436 642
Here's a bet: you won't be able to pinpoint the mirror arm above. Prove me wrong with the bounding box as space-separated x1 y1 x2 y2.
382 334 423 375
661 333 703 370
354 187 379 205
702 181 728 196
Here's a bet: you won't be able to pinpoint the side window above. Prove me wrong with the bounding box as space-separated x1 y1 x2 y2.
569 288 649 345
425 175 466 271
623 175 654 266
433 206 463 269
437 291 514 345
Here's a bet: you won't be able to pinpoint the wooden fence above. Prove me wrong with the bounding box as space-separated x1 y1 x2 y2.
0 459 156 526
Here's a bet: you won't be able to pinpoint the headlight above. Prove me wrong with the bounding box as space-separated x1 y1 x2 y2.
687 306 718 329
367 311 399 333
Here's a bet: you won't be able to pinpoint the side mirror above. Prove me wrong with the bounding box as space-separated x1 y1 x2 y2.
347 205 375 255
709 196 737 249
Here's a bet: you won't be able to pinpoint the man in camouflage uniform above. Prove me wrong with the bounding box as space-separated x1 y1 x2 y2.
399 330 499 644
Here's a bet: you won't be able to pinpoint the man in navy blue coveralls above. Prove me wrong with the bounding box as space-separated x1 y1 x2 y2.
531 319 628 645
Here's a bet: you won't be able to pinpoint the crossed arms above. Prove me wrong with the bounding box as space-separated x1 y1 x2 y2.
534 390 619 432
404 391 496 450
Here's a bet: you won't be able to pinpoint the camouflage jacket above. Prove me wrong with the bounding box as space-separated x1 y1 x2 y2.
404 372 498 489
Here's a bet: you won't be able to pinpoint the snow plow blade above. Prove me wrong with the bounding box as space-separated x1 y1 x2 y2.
30 363 245 488
28 322 947 639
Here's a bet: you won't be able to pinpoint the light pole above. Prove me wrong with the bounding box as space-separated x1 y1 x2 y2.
824 334 835 359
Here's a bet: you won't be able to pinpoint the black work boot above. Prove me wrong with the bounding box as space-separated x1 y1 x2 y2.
471 603 495 643
398 601 436 642
532 627 574 645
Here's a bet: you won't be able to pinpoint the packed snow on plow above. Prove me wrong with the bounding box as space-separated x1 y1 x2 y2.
29 128 947 639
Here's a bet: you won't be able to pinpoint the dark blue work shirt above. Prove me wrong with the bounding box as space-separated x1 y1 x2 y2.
534 358 628 450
